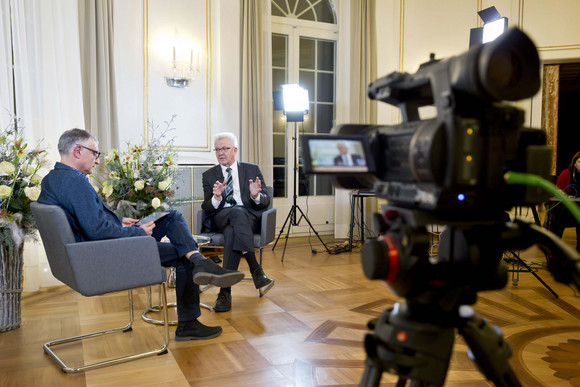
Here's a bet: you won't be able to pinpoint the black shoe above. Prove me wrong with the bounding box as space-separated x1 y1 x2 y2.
193 259 245 288
214 292 232 313
175 319 222 341
252 267 274 290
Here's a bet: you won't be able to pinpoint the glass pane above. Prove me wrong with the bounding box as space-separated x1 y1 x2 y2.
299 71 314 98
300 9 315 21
317 72 334 103
317 40 334 71
272 34 287 68
272 69 286 91
271 0 285 17
316 175 333 195
273 111 286 133
298 166 309 195
273 166 286 197
302 103 314 133
313 1 335 23
316 104 334 133
299 38 315 69
273 133 286 159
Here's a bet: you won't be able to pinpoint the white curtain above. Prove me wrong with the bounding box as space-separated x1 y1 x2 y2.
239 0 273 184
2 0 85 291
335 0 377 239
79 0 119 150
0 0 14 128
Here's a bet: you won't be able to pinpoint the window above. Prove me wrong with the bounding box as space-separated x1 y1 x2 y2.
271 0 337 199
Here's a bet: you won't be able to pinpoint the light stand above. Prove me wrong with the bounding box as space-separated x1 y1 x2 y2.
272 85 330 261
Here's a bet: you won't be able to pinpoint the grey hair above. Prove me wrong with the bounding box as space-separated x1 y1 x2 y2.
214 132 238 148
58 128 98 155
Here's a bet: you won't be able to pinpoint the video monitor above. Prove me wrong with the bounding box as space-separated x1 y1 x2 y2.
301 134 375 174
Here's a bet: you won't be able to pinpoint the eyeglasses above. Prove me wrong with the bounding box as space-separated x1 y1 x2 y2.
77 144 102 159
213 147 233 153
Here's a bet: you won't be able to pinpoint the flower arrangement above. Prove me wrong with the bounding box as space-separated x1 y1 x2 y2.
0 118 48 248
93 117 181 219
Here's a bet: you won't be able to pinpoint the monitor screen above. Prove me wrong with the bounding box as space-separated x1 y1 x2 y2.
301 135 375 174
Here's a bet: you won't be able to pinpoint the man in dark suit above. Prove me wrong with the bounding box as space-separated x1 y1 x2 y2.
333 142 365 166
38 129 245 341
201 132 274 312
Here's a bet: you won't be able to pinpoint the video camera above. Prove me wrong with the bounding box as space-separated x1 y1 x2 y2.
302 28 551 221
303 28 580 386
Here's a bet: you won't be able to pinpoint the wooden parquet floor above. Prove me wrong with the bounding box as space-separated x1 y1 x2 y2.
1 233 580 387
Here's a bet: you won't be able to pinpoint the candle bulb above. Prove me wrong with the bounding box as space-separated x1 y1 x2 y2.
196 50 199 66
172 46 176 66
190 49 193 68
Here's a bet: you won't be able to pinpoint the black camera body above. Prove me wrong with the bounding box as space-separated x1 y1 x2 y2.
302 28 551 222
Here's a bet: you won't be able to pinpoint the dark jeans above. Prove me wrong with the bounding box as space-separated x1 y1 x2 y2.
152 210 201 321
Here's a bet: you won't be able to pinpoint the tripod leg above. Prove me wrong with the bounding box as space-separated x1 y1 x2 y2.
514 255 558 298
458 306 522 387
359 359 384 387
294 205 331 253
273 206 293 251
281 218 293 262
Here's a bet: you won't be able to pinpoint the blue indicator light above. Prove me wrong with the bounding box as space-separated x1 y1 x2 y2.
457 193 465 201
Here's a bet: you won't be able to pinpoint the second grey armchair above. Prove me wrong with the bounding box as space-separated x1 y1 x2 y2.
194 186 276 297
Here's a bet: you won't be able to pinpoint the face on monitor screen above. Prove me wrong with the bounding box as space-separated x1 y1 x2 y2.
302 135 375 174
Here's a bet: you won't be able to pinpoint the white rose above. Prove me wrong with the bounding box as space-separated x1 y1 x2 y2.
102 184 113 197
134 180 145 190
158 179 171 191
0 161 15 175
30 174 42 185
0 185 12 199
151 197 161 209
24 186 41 201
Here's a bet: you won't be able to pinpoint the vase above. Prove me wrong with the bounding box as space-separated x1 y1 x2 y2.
0 238 24 332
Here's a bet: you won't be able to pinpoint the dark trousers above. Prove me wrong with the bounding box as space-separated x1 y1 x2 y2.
544 203 580 251
152 210 201 321
210 206 259 270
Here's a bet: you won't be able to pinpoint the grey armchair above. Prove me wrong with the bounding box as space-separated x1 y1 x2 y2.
194 186 276 297
30 202 169 374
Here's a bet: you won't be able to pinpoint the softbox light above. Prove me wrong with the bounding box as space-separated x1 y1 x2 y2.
282 84 309 122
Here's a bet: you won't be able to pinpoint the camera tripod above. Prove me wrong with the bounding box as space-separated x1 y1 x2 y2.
360 207 580 386
272 120 330 261
361 301 520 387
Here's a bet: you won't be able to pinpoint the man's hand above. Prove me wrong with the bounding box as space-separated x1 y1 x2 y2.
213 179 227 201
249 177 262 199
122 217 139 227
139 221 155 236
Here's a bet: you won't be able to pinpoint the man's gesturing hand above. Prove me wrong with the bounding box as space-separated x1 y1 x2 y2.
249 177 262 200
213 178 227 201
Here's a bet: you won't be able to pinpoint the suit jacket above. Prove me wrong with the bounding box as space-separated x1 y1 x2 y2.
334 154 364 166
38 162 146 242
201 162 270 231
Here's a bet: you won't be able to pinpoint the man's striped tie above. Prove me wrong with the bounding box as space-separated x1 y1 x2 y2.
225 167 236 206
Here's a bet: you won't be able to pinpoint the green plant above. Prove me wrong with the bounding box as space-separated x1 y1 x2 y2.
93 116 184 219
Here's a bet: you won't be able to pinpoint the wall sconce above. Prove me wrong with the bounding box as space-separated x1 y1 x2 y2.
164 46 201 88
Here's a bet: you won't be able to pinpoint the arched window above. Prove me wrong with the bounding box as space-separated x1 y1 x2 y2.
271 0 335 23
271 0 337 201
